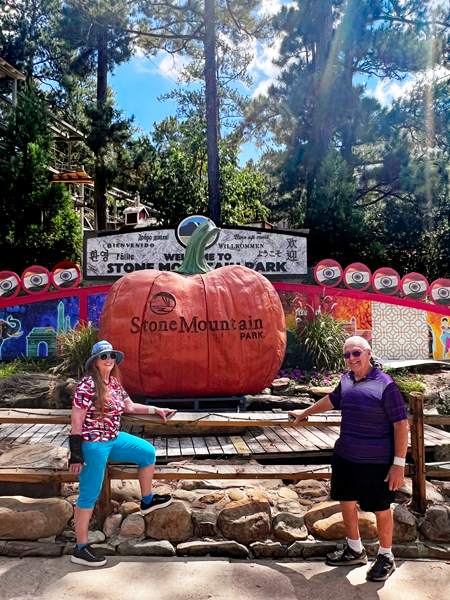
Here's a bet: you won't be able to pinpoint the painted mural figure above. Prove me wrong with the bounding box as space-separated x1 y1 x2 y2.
440 317 450 357
0 315 23 359
68 340 177 568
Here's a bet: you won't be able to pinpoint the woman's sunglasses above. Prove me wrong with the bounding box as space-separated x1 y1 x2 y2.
343 350 366 359
99 352 117 361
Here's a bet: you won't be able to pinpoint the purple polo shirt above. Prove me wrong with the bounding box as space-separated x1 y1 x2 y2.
329 366 408 464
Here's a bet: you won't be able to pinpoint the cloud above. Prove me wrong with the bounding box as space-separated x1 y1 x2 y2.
370 66 450 106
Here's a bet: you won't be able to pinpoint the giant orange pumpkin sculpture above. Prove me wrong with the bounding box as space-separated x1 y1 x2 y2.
99 220 286 397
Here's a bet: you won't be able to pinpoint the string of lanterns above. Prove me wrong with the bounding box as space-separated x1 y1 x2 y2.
314 259 450 307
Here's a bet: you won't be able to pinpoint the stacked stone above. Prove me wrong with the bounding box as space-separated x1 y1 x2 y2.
1 477 450 560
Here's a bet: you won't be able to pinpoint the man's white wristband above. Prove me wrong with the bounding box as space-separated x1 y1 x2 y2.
147 406 157 414
393 456 406 467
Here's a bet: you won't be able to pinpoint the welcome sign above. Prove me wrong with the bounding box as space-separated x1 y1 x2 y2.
84 218 307 279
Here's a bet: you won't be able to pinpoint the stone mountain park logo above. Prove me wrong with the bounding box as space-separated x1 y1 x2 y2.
150 292 177 315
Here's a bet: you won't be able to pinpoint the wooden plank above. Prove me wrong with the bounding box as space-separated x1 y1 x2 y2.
261 427 293 453
229 436 251 455
270 426 308 453
13 423 44 445
0 423 24 442
204 437 223 455
2 423 35 443
283 426 320 452
130 425 144 437
191 437 209 456
166 437 181 457
247 427 280 454
241 429 265 454
51 426 71 447
153 437 167 459
296 426 331 451
409 392 427 514
217 436 238 455
179 437 195 457
40 424 66 444
27 424 56 445
307 426 337 448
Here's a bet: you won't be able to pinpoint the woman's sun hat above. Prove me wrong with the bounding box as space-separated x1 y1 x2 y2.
85 340 124 371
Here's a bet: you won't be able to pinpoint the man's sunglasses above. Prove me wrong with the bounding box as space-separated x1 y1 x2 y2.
343 350 366 359
99 352 117 361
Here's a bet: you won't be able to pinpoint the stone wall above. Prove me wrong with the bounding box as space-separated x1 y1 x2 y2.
1 477 450 560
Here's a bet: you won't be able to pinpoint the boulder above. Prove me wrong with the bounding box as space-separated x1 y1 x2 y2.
272 378 290 393
275 500 305 514
111 480 142 503
277 487 298 500
273 513 308 542
88 530 106 544
144 501 194 543
217 498 271 545
228 489 245 501
392 505 417 542
294 480 328 498
288 540 338 558
303 501 342 531
0 374 71 409
309 386 334 397
420 505 450 542
117 539 175 556
0 443 68 469
103 514 123 537
192 511 217 537
0 497 73 540
395 477 445 504
172 490 199 502
197 491 226 504
120 514 145 538
304 501 378 541
0 540 63 557
176 540 248 559
120 502 140 516
250 541 287 558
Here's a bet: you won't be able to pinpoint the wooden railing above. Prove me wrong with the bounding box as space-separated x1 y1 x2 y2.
1 398 450 523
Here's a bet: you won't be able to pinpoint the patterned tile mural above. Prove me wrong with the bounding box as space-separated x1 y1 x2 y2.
371 302 428 360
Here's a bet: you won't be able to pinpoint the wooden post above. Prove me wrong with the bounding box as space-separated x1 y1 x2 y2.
409 392 427 513
97 468 111 528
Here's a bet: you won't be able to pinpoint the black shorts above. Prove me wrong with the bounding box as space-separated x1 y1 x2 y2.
330 452 395 513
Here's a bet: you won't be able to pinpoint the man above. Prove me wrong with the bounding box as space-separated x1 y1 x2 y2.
289 336 409 582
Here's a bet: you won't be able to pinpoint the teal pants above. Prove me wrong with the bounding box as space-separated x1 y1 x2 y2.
76 431 156 508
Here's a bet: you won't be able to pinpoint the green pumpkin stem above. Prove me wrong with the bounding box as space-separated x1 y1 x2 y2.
176 220 220 275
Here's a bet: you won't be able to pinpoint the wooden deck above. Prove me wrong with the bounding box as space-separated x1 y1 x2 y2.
1 415 450 462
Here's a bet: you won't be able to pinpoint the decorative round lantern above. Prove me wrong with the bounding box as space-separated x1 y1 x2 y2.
99 221 287 397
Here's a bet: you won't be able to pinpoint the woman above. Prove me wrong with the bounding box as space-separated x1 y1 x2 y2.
68 340 176 567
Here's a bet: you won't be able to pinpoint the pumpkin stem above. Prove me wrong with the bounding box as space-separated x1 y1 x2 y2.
176 219 220 275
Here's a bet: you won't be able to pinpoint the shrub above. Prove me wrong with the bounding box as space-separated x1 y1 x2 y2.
0 358 52 380
54 322 98 378
293 311 348 371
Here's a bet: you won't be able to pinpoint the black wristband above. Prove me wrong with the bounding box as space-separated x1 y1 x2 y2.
68 434 84 465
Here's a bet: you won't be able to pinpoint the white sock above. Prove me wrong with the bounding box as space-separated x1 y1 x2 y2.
378 545 392 556
347 537 363 553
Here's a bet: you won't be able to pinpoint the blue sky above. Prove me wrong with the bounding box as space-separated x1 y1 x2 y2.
109 1 420 167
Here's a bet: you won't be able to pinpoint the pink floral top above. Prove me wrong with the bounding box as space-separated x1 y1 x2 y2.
72 375 129 442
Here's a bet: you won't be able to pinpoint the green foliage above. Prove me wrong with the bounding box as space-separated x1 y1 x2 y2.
0 358 54 380
0 86 82 272
54 323 98 378
294 311 348 371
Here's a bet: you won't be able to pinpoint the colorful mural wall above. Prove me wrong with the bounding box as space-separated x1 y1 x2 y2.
2 258 450 363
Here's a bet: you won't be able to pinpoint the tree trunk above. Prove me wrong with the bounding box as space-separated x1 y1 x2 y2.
95 27 109 231
204 0 221 225
305 0 333 219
